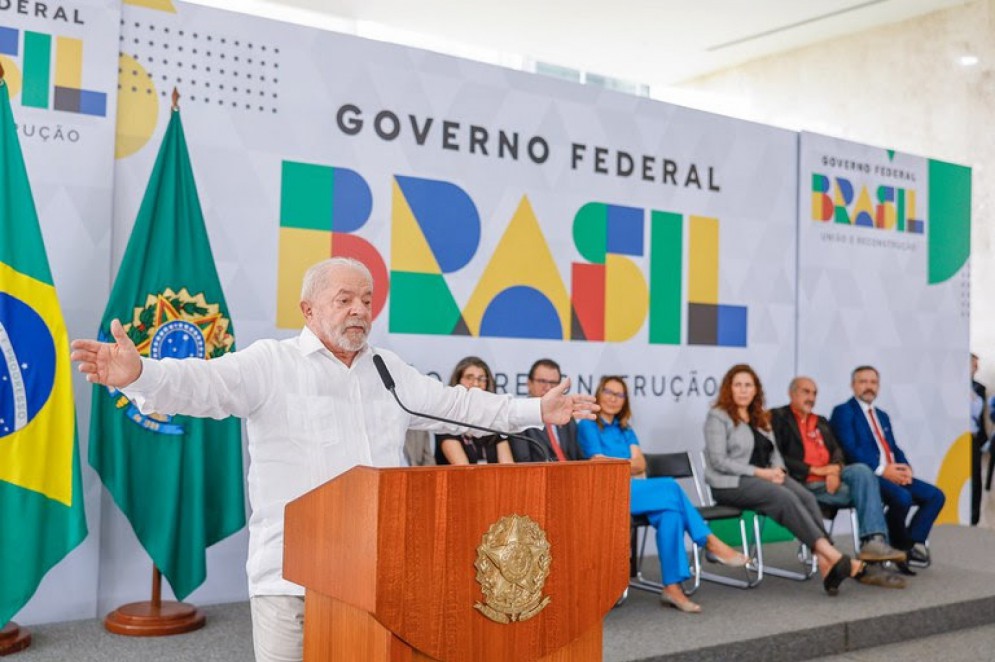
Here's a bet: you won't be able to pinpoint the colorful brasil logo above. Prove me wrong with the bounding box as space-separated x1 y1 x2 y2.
0 25 107 116
277 160 748 347
811 173 923 233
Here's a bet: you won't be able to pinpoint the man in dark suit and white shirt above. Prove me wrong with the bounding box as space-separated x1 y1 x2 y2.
511 359 584 463
830 366 945 567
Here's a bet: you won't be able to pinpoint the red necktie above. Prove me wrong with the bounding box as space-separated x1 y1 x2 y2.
868 407 894 464
546 424 567 462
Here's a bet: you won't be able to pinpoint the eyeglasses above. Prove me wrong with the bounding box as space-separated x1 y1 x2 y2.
530 378 560 387
461 375 488 385
602 388 626 400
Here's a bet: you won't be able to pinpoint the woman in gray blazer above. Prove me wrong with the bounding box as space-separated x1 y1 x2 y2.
703 364 865 595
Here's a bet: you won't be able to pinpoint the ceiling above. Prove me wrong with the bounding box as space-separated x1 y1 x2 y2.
187 0 973 88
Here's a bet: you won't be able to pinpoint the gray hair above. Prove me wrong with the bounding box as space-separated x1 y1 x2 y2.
300 257 373 302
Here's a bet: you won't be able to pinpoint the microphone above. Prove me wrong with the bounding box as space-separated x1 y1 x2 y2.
372 354 553 462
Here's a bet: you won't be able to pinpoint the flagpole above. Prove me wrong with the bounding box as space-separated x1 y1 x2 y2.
0 57 34 659
99 86 207 639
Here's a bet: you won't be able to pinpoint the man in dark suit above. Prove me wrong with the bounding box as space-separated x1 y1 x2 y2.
830 366 945 567
971 353 985 523
511 359 583 463
772 376 905 571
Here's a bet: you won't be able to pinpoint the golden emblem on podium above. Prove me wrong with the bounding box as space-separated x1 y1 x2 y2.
474 514 552 624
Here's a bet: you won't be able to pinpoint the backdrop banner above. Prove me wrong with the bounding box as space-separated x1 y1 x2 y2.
797 131 972 524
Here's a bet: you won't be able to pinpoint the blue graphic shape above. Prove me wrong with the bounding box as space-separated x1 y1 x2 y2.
0 27 17 56
78 90 107 117
853 211 875 228
331 167 372 233
480 287 561 339
0 292 56 438
716 305 747 347
835 178 854 205
150 320 206 360
396 175 480 273
606 204 644 256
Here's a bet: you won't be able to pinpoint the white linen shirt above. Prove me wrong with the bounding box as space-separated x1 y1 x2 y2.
121 327 542 596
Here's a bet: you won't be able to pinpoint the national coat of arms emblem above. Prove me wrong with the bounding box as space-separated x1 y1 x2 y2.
473 514 552 624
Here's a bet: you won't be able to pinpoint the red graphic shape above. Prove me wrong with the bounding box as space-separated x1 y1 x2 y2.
571 263 605 341
331 232 389 320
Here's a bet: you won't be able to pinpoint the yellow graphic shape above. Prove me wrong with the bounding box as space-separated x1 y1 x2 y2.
688 215 718 304
0 262 75 506
55 37 82 88
276 227 330 328
462 196 569 337
878 195 896 229
390 179 440 274
605 254 648 342
853 186 874 224
0 57 23 98
115 54 159 159
907 189 917 223
935 431 971 525
122 0 177 10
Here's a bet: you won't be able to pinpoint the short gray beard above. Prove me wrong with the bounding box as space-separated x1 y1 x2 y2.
328 318 369 353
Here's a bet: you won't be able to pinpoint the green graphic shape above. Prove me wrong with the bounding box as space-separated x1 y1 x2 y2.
649 210 682 344
927 159 971 284
280 161 332 231
389 271 462 334
573 202 607 264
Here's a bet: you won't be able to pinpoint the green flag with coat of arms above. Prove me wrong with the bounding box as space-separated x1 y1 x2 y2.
88 103 245 601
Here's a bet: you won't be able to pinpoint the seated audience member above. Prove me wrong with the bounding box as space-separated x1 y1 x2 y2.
579 376 749 614
404 429 435 466
703 365 867 596
511 359 583 462
771 376 906 588
435 356 513 465
830 366 945 570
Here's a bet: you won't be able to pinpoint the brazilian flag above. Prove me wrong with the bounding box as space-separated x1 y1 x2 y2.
88 104 245 601
0 78 87 625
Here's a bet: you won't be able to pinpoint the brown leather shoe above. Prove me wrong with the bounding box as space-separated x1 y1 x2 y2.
858 537 907 563
857 564 907 589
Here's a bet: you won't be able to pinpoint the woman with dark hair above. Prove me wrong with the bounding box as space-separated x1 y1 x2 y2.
578 376 748 613
435 356 514 465
703 364 865 595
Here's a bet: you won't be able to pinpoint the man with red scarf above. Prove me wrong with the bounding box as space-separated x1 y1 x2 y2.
772 376 906 587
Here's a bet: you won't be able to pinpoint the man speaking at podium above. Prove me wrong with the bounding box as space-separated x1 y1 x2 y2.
71 257 597 662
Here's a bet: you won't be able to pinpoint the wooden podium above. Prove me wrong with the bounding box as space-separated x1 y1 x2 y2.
284 460 630 661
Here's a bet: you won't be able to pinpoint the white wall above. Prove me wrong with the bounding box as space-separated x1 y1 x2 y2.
667 0 994 387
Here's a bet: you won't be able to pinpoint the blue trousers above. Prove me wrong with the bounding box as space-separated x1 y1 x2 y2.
806 463 888 541
630 477 711 586
877 476 945 549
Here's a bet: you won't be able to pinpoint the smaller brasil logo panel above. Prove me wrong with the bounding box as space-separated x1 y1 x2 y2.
277 160 748 348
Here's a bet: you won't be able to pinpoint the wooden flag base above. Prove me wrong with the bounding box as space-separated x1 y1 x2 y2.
104 565 205 637
0 622 31 656
104 600 205 637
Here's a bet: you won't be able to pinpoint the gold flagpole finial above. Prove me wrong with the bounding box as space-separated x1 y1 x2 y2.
171 87 180 111
0 61 5 84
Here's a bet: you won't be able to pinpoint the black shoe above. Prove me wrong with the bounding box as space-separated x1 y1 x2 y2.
907 544 930 565
823 554 852 596
893 561 917 576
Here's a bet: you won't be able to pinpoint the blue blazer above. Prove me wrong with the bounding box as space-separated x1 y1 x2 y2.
829 396 908 468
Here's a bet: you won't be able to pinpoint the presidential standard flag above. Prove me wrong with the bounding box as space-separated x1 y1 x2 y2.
0 74 87 626
89 104 245 600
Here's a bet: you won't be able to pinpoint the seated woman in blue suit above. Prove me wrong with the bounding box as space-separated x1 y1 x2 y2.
578 375 748 614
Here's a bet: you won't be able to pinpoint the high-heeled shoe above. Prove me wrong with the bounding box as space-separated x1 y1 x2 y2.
660 591 702 613
713 551 751 568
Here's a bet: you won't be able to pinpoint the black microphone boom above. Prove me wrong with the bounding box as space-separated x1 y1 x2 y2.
372 353 552 462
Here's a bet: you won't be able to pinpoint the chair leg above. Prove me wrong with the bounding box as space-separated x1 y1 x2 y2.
753 515 816 581
849 509 861 554
697 517 763 589
628 525 666 595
